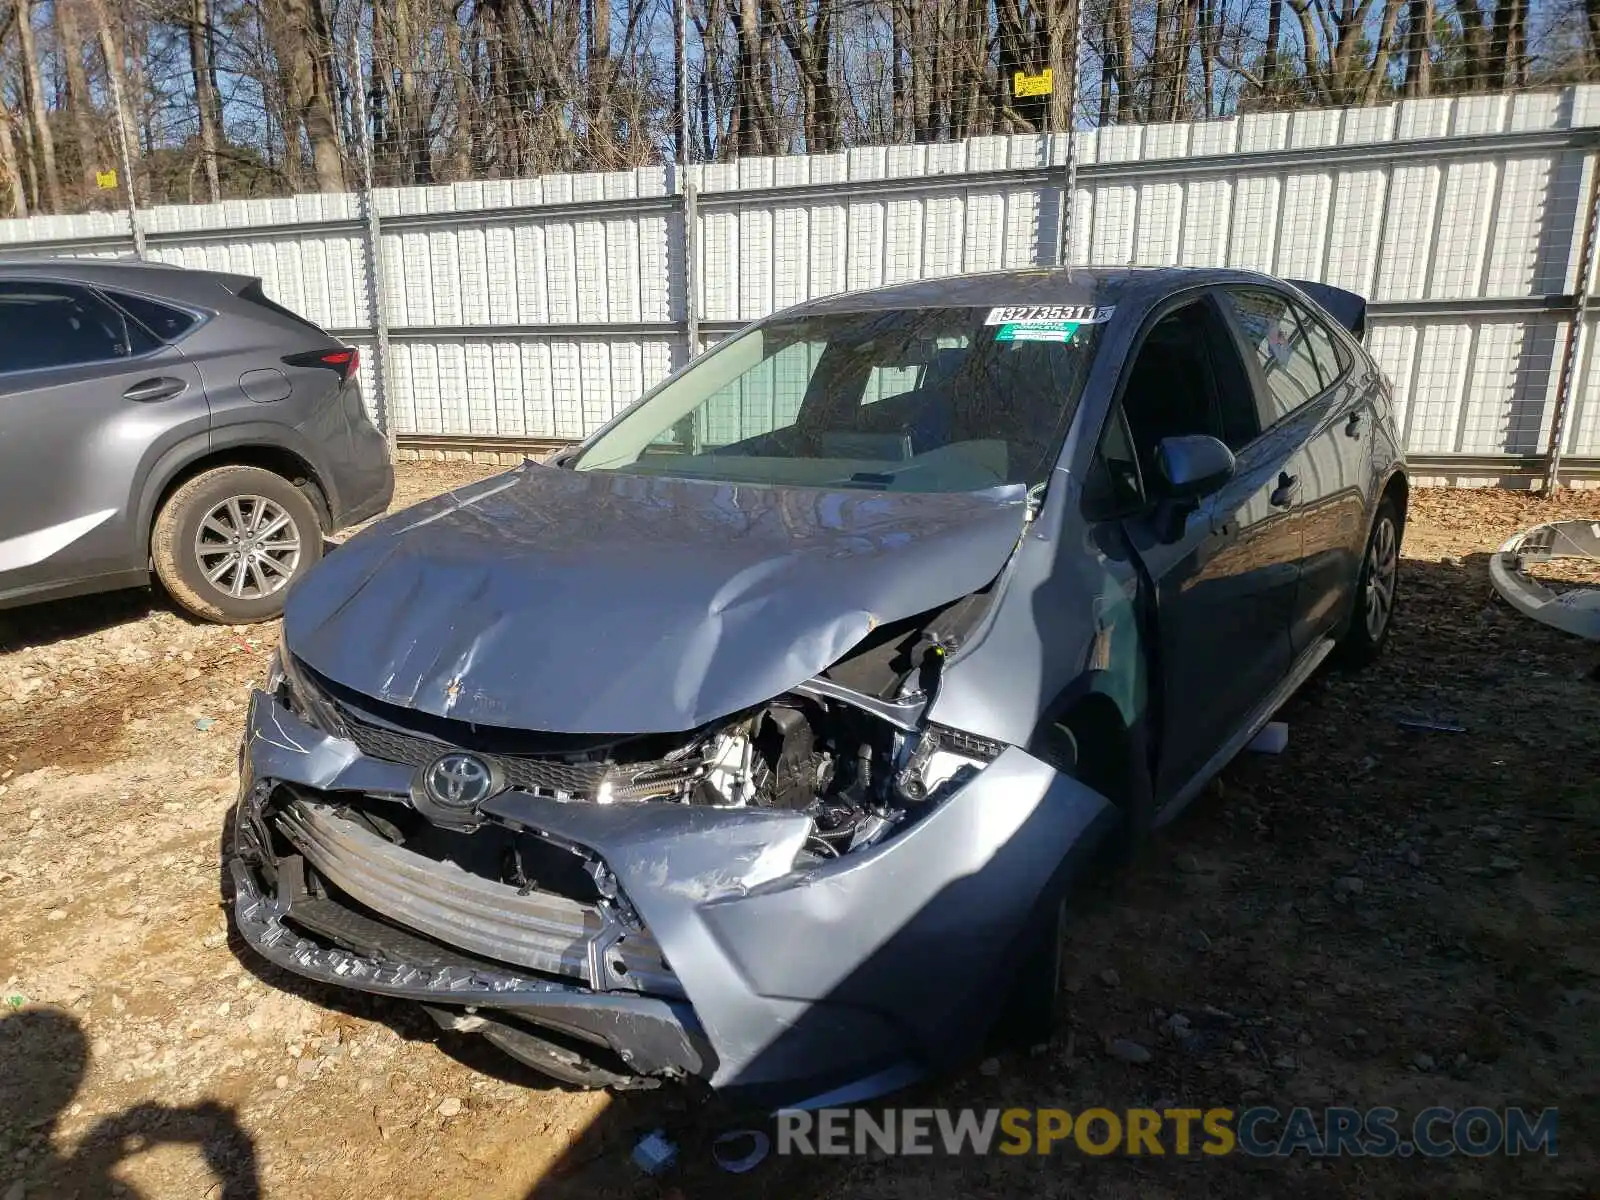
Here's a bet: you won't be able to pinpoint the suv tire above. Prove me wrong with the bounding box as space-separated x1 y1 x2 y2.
152 465 323 623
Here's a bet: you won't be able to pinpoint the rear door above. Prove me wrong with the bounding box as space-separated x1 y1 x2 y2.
0 278 208 602
1089 292 1302 805
1218 286 1371 654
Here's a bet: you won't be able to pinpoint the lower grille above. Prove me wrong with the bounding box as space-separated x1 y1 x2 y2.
274 797 677 995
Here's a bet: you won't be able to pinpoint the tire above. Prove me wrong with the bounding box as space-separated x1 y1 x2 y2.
997 709 1153 1050
151 465 323 623
1336 497 1402 668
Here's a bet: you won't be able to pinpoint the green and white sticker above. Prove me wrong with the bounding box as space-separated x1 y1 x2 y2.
995 320 1080 342
986 304 1115 325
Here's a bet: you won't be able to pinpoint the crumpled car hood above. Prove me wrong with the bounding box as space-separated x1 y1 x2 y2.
283 462 1029 734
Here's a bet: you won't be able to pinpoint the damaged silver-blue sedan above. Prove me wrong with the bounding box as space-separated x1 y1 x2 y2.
230 267 1407 1106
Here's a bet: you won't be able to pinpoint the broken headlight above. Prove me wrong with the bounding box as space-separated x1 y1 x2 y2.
267 648 346 737
894 723 1004 803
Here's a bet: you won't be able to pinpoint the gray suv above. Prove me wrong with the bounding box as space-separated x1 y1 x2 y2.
0 259 393 623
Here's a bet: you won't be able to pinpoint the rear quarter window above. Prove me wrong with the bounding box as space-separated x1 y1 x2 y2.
106 291 200 342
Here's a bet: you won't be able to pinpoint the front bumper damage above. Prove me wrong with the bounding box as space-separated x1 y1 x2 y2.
231 689 1114 1105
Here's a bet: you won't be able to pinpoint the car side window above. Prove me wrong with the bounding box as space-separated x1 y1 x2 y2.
1086 296 1260 515
107 291 200 343
1293 301 1347 388
0 280 157 374
1221 287 1326 423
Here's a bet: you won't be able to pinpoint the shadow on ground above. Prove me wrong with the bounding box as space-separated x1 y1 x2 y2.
0 1007 260 1199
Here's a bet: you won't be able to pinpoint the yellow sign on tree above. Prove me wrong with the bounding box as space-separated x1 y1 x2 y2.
1013 69 1053 98
95 169 118 190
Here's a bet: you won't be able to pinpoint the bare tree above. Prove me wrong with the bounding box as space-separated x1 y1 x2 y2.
263 0 344 191
0 6 26 216
15 0 62 211
767 0 840 151
188 0 223 201
1404 0 1432 95
54 0 102 197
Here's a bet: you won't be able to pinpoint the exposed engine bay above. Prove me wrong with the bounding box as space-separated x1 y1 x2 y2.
270 590 1003 870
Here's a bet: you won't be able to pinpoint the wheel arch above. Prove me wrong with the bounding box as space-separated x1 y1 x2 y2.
137 439 331 563
1381 467 1409 530
1028 674 1143 809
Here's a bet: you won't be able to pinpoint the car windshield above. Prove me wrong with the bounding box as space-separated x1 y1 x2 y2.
572 304 1108 492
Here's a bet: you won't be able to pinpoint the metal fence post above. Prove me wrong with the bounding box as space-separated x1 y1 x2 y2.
1545 150 1600 492
349 42 395 450
681 168 699 363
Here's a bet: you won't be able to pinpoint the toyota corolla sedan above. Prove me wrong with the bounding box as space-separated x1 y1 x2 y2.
230 267 1406 1107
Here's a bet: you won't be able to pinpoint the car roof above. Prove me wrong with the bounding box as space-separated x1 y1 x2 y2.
787 265 1269 317
0 256 252 303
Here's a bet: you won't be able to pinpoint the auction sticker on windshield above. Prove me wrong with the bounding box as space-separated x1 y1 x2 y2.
995 321 1081 343
986 305 1115 325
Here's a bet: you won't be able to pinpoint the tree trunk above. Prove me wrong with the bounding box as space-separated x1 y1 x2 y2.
1361 0 1404 103
891 0 908 140
1404 0 1432 95
1489 0 1518 90
1170 0 1198 119
1111 0 1135 121
263 0 344 192
0 108 27 217
1263 0 1282 95
16 0 62 212
1044 0 1073 133
908 0 933 141
1149 0 1171 117
388 0 432 183
1096 11 1112 123
1586 0 1600 75
54 0 100 198
90 0 139 204
587 0 614 161
187 0 222 202
733 0 771 155
442 14 472 179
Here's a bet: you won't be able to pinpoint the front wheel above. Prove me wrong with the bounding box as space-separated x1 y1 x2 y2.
1337 498 1401 667
151 465 324 623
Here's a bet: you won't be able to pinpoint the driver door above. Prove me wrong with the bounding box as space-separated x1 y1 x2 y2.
1087 293 1303 812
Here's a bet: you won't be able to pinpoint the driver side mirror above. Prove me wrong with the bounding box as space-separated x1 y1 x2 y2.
1156 435 1235 500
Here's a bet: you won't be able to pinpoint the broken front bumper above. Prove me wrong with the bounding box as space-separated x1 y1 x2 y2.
231 689 1113 1106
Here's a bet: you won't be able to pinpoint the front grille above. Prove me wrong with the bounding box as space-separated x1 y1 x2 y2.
274 797 679 995
336 709 700 800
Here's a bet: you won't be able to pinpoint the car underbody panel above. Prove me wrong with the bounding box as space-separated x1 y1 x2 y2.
232 680 1115 1105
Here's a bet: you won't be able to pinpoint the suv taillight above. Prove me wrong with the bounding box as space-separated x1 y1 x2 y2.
283 347 360 381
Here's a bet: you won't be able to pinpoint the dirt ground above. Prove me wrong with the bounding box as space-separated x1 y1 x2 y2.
1 464 1597 1200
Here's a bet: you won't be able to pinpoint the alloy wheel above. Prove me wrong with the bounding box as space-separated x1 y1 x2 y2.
194 495 303 600
1364 515 1398 641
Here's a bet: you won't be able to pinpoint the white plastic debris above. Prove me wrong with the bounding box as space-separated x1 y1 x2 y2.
631 1129 678 1175
1247 721 1288 754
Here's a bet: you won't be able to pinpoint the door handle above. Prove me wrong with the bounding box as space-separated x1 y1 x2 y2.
1344 409 1365 438
1270 472 1301 508
123 376 188 402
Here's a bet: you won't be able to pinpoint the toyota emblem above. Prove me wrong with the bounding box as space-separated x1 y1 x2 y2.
421 752 497 809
